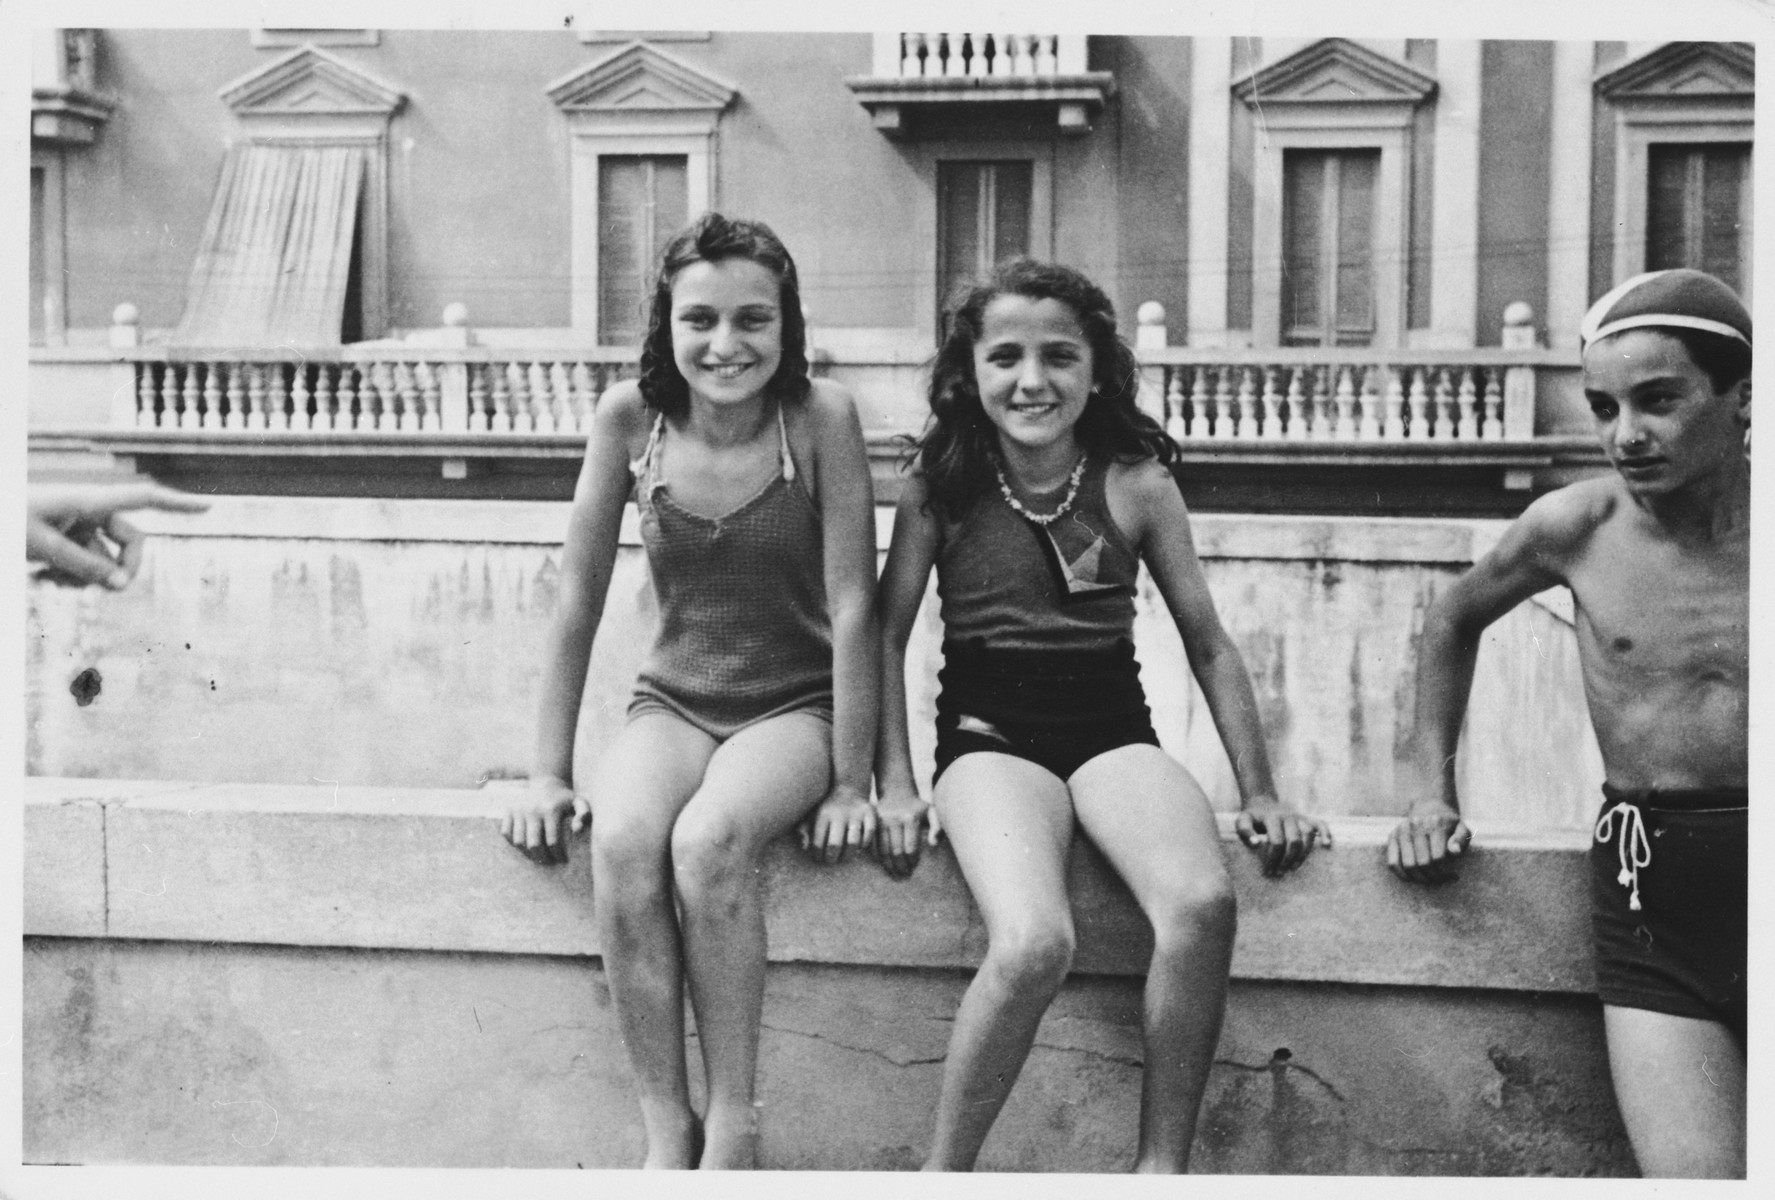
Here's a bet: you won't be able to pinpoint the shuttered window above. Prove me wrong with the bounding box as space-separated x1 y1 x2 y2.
937 160 1033 335
1282 149 1378 347
597 155 689 346
174 143 366 348
1648 142 1752 299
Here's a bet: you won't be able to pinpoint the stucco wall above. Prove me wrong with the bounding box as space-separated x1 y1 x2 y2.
20 777 1630 1173
25 497 1605 829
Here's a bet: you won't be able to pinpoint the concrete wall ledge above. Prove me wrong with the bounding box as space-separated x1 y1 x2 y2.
24 776 1595 993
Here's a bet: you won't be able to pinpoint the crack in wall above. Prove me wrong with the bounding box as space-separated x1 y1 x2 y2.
760 1021 947 1067
1212 1054 1347 1102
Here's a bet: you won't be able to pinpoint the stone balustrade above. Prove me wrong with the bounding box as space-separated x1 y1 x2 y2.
891 33 1086 78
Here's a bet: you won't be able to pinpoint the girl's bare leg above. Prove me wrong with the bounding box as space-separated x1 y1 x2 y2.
1070 744 1236 1173
923 752 1077 1171
670 710 833 1169
587 711 719 1169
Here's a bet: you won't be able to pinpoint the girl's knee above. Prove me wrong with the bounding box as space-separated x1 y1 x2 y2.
592 816 671 886
986 917 1076 995
1149 871 1237 950
669 807 755 895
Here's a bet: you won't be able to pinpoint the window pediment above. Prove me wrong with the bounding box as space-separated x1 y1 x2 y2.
1232 38 1436 108
547 41 737 115
1595 41 1754 100
220 44 405 117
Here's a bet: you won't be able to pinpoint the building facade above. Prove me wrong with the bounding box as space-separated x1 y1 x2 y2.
28 30 1754 511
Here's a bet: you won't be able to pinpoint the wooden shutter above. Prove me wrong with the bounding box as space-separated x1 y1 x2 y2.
597 155 689 346
1282 149 1378 347
174 143 366 348
936 160 1033 336
1648 143 1751 298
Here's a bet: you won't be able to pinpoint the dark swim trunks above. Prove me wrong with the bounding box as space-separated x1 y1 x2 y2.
931 638 1160 784
1590 784 1747 1042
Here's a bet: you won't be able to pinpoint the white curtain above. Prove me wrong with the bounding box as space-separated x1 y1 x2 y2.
174 142 366 348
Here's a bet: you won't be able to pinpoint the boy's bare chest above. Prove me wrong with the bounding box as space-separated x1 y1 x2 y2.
1568 526 1748 678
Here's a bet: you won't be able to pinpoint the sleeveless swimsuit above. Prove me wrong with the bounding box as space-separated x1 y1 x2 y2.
931 454 1159 781
627 402 833 740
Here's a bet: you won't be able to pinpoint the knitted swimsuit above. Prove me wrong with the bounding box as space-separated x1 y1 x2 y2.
627 402 833 739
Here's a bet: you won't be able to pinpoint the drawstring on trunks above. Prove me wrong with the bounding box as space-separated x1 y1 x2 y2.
1594 799 1650 912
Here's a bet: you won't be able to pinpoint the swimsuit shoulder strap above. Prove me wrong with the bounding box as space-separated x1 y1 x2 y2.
631 410 667 486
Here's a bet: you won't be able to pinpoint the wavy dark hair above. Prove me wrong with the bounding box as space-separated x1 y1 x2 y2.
636 212 812 418
913 258 1175 520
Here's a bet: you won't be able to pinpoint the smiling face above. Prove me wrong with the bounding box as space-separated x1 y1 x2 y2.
972 294 1095 457
1582 328 1750 497
669 257 785 406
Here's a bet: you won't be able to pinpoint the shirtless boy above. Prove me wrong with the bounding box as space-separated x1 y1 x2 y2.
1387 269 1750 1178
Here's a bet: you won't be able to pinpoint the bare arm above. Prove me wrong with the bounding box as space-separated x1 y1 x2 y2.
873 472 942 877
1390 488 1589 882
1124 462 1328 874
800 383 883 864
504 384 639 864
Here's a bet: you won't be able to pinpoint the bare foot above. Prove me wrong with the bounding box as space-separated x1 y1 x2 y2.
698 1100 760 1169
639 1102 701 1169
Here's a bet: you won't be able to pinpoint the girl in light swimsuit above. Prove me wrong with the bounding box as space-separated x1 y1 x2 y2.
872 259 1326 1171
504 213 878 1169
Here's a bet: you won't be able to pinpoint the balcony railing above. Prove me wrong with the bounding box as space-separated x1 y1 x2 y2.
29 301 1597 501
124 351 636 437
886 33 1086 79
848 34 1110 136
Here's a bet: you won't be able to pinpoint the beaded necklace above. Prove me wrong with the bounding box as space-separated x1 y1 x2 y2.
994 453 1087 526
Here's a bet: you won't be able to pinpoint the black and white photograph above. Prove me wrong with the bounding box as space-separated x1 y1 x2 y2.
6 0 1765 1193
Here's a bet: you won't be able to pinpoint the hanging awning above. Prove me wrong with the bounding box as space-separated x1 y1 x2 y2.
173 142 365 348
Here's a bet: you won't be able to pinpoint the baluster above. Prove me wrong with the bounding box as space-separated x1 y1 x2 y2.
212 363 236 431
901 33 922 77
1212 364 1234 439
289 364 310 432
961 33 982 77
335 365 358 430
268 363 291 431
571 363 596 432
1034 34 1057 75
1181 367 1204 438
1334 367 1357 440
506 362 533 432
1382 368 1406 440
1304 367 1328 439
314 365 336 431
1431 368 1454 440
241 363 264 430
1163 369 1186 441
1407 368 1431 439
179 364 200 430
159 364 182 429
392 362 418 432
1482 368 1505 441
469 364 491 433
415 362 441 432
1259 367 1283 438
1234 368 1259 439
527 362 554 434
1357 366 1382 440
1456 368 1479 440
490 363 513 433
550 363 576 432
194 364 218 430
136 365 157 428
1284 368 1308 439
